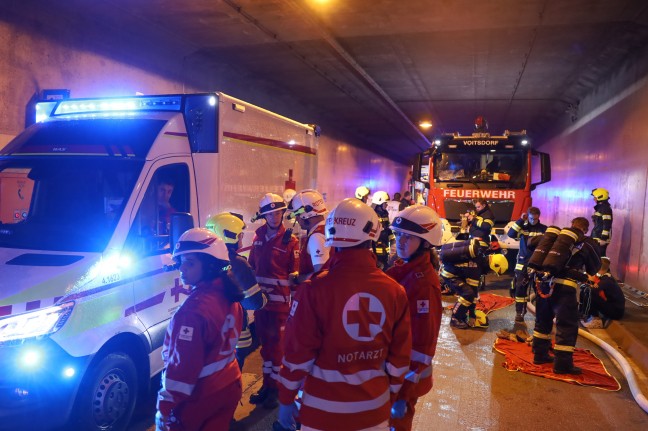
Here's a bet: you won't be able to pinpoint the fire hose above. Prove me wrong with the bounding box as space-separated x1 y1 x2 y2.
525 300 648 414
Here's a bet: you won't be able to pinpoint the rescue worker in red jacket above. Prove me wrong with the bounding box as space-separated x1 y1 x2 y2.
287 189 333 285
385 205 443 431
276 198 412 431
248 193 300 408
591 187 613 256
206 212 267 369
507 206 547 322
156 228 243 431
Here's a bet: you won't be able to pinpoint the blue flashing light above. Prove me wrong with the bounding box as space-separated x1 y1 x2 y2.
53 96 183 116
34 101 58 123
208 96 216 106
63 367 76 378
21 349 41 368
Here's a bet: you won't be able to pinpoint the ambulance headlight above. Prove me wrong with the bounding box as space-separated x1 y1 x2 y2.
0 302 74 343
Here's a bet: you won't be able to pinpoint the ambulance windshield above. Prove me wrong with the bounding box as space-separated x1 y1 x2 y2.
0 159 143 252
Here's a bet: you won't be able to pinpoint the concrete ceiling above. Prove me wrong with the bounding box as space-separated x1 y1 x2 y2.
4 0 648 163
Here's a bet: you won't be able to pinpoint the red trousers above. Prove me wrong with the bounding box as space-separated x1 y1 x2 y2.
174 378 241 431
255 308 288 388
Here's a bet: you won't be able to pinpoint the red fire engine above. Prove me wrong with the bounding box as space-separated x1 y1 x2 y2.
412 117 551 252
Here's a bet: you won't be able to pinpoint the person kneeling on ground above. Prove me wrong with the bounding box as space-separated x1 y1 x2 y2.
580 256 625 329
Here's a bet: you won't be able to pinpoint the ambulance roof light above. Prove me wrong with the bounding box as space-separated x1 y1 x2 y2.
53 95 183 116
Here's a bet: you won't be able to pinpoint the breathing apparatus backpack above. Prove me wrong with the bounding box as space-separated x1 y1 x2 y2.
527 226 560 270
440 239 485 264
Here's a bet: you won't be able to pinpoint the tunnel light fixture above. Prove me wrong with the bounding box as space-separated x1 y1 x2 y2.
418 120 433 129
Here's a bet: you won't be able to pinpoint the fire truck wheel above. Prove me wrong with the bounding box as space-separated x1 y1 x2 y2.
72 352 138 431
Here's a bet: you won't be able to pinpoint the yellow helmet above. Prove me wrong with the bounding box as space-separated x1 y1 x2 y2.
591 188 609 202
489 254 508 275
355 186 370 200
205 212 246 245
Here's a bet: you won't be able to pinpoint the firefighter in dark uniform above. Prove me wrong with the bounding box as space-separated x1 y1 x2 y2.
371 191 395 269
507 206 547 322
441 241 509 329
532 217 601 374
591 187 613 256
467 198 495 240
206 212 267 369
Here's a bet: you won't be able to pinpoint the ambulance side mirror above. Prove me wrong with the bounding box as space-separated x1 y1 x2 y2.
170 213 194 248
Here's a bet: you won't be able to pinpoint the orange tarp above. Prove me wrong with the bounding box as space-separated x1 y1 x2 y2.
476 293 515 314
493 338 621 391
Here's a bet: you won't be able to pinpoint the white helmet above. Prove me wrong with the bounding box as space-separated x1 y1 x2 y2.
258 193 286 216
325 198 381 247
283 188 297 204
390 205 442 246
288 189 327 220
355 186 370 200
371 191 390 205
173 228 229 262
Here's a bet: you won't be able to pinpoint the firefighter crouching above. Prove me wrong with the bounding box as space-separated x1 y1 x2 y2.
385 205 443 431
248 193 300 409
506 206 547 322
276 198 412 431
440 240 508 329
156 228 244 431
530 217 601 374
206 212 268 369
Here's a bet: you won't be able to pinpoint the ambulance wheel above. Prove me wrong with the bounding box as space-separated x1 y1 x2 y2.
73 352 138 431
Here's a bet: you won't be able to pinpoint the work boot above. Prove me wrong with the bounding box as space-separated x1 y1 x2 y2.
553 352 582 375
450 317 469 329
262 388 279 409
249 385 270 404
533 353 554 364
515 313 525 323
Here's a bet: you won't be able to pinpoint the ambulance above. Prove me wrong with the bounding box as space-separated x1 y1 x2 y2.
0 92 318 430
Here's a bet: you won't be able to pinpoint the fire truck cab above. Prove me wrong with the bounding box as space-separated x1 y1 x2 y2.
412 123 551 252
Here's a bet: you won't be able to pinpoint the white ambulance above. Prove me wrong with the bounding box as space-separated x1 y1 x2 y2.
0 93 317 430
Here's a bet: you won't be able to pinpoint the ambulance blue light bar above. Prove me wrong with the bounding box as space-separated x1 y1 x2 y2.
52 95 183 116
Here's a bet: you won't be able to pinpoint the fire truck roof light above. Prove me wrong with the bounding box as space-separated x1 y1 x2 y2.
521 139 529 145
53 96 183 116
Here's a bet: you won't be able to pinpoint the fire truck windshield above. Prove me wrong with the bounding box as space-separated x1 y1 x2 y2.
434 151 527 188
0 159 143 252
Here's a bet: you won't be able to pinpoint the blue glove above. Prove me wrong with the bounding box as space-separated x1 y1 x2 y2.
391 399 407 419
278 402 299 430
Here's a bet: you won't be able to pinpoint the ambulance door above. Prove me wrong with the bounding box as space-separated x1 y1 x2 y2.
123 160 195 368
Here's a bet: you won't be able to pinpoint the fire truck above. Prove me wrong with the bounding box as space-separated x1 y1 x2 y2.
412 118 551 253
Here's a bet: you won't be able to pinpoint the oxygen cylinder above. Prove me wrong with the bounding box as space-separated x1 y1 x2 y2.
440 239 483 263
526 226 560 270
541 227 584 275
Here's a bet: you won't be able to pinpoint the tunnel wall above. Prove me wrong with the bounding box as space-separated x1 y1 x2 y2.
535 50 648 292
0 19 408 209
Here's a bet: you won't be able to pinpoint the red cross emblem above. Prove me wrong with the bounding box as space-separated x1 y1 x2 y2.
343 293 385 341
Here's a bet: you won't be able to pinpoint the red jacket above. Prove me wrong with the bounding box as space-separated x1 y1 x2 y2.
299 222 333 276
278 248 411 431
249 224 300 312
157 277 243 420
386 250 442 399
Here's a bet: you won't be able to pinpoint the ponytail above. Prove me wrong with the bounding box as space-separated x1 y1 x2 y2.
222 271 245 303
